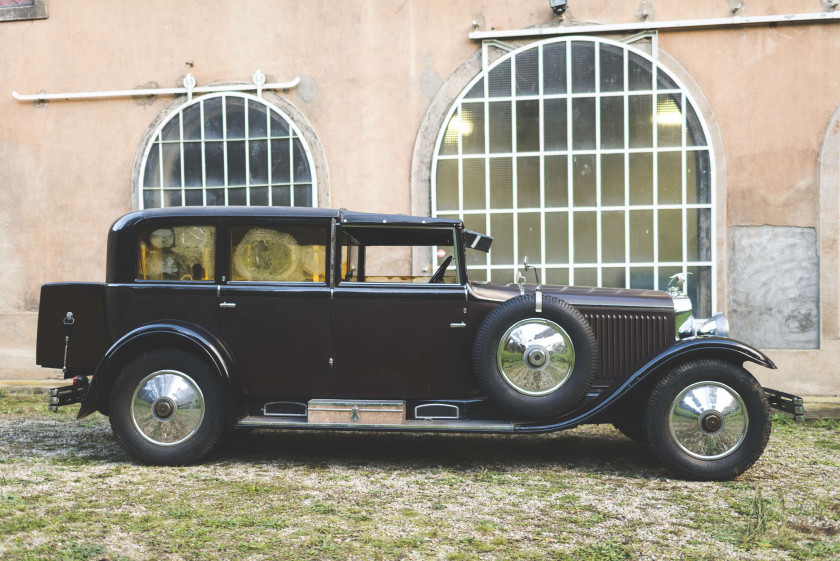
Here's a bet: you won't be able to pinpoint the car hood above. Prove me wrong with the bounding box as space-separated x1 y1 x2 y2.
467 281 675 310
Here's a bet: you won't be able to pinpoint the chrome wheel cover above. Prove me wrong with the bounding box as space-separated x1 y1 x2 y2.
130 370 205 447
668 381 748 460
496 318 575 396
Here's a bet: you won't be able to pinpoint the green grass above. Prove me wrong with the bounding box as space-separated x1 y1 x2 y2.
0 394 838 560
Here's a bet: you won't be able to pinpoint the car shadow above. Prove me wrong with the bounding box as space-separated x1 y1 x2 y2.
212 426 663 478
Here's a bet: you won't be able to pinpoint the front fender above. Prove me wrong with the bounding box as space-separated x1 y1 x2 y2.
77 322 244 419
514 337 775 434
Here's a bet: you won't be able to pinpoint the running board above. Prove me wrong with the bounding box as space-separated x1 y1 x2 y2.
236 416 515 433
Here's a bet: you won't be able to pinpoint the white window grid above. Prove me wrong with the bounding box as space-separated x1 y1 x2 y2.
139 92 317 209
431 36 716 313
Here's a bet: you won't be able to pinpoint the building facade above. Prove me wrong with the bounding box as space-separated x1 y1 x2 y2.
1 0 838 394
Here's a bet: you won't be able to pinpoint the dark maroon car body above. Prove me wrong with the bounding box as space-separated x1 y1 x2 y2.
35 206 801 478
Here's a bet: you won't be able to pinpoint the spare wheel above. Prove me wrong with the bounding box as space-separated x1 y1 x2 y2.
472 293 598 419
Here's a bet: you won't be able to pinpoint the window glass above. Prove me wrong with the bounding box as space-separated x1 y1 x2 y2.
341 233 360 281
137 225 216 281
140 93 317 209
341 227 458 284
230 226 326 282
433 37 715 312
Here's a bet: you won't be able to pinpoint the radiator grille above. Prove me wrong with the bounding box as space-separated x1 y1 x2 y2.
581 310 674 389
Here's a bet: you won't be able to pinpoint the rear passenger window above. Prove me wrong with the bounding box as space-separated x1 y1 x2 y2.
137 225 216 281
230 226 327 282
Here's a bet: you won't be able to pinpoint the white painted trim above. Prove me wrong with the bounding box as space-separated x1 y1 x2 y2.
469 12 840 41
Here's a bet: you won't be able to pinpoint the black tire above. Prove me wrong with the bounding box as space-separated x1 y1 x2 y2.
109 349 226 465
612 419 647 444
472 294 598 419
644 359 771 481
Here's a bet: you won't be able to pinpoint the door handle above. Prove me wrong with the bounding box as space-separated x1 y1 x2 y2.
449 322 467 328
219 302 236 309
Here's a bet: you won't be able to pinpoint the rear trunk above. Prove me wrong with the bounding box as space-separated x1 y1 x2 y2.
36 283 108 377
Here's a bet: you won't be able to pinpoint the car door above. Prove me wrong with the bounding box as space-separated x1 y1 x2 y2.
329 225 475 400
218 219 332 401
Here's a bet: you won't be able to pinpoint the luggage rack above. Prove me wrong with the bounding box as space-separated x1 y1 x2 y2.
764 388 805 421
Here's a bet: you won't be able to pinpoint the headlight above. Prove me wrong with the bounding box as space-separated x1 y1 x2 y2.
677 312 730 339
696 313 729 338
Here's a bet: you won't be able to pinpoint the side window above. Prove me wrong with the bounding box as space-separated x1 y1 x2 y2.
230 225 327 282
137 225 216 281
341 232 360 281
341 227 459 284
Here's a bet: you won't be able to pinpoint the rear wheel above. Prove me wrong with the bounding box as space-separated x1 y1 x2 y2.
645 359 771 480
109 349 226 465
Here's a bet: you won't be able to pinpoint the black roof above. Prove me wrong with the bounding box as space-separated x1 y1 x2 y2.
112 206 462 230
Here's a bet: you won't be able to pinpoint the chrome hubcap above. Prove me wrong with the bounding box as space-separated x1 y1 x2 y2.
668 381 748 460
152 397 176 420
130 370 205 447
526 347 547 368
497 318 575 396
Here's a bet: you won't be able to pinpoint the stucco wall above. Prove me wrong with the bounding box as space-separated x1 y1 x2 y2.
2 0 839 394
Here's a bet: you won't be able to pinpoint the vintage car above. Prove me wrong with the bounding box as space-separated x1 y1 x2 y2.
37 207 802 480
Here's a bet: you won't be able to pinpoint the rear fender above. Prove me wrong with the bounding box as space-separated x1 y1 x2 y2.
515 337 775 433
77 322 245 419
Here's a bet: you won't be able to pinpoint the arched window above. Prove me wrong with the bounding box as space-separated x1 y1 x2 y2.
432 37 715 316
140 92 317 209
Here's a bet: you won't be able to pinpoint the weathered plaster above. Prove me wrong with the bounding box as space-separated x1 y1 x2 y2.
3 0 840 392
818 104 840 342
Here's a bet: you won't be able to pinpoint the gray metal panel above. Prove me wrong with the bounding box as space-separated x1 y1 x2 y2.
729 226 819 349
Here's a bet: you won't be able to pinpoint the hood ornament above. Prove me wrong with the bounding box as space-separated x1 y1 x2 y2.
668 272 691 295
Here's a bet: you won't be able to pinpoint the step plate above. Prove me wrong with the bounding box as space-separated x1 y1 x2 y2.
236 416 515 433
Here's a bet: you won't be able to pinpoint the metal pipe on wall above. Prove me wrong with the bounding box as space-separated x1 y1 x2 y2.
469 11 840 40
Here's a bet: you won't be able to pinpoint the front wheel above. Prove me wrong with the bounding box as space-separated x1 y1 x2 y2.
645 359 771 481
109 349 226 465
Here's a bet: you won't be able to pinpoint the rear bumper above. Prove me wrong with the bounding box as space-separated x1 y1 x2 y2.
765 387 805 421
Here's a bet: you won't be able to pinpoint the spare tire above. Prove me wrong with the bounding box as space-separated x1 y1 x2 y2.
472 293 598 419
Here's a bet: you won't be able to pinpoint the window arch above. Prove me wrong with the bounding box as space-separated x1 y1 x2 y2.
140 92 317 209
432 37 715 316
